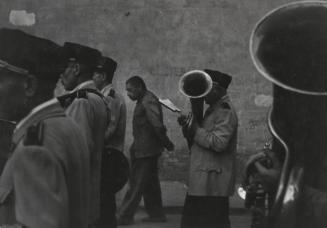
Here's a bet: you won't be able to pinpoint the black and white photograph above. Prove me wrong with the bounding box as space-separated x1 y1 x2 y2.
0 0 326 228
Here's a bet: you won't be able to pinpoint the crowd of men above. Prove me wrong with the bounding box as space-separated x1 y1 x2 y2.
0 27 241 228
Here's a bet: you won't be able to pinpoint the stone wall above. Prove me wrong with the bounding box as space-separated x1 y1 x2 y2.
0 0 306 181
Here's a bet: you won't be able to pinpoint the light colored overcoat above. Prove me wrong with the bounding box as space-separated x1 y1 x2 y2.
188 95 238 196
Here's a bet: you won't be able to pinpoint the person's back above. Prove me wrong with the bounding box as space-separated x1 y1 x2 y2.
43 109 90 227
3 99 90 228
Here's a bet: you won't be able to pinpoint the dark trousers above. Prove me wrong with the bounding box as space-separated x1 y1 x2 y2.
181 195 231 228
118 155 165 219
99 149 117 228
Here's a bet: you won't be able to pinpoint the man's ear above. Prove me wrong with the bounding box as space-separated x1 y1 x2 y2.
24 74 38 97
100 72 106 82
72 62 81 75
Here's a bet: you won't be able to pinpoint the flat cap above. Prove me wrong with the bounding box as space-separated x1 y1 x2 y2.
62 42 101 69
0 28 62 80
204 69 232 89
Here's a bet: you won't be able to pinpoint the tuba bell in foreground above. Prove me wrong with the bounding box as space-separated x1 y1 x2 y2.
250 1 327 227
178 70 213 146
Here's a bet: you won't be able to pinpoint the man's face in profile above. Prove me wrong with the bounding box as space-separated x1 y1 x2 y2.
92 71 105 90
61 61 78 91
125 82 140 101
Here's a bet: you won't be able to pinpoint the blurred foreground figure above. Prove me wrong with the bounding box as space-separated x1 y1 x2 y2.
249 1 327 228
178 69 238 228
0 28 90 228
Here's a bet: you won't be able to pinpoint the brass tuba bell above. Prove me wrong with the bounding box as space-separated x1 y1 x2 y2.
179 70 213 99
250 0 327 95
178 70 213 147
250 1 327 228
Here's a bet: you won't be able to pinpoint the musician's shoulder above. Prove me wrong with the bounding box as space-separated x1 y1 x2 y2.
58 90 88 108
23 121 45 146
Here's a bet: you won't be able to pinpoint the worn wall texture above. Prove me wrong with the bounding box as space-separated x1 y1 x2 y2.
0 0 304 181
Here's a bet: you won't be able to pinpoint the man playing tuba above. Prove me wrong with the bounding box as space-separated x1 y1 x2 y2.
178 69 238 228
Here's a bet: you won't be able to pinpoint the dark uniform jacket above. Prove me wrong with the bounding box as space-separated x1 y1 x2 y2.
188 95 238 196
131 90 171 159
0 98 90 228
64 80 109 223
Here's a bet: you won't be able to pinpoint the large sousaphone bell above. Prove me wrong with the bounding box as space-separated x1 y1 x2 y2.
250 1 327 227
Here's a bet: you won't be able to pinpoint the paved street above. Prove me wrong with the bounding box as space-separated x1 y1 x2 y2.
116 181 251 228
118 209 251 228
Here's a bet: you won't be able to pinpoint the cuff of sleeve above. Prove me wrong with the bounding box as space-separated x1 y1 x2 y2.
194 127 208 147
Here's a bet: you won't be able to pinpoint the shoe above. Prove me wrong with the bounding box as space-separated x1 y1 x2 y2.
141 215 167 223
116 216 134 225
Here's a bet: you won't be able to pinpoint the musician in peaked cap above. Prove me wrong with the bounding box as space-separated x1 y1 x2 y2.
0 28 90 228
178 69 238 228
93 57 127 228
59 42 109 227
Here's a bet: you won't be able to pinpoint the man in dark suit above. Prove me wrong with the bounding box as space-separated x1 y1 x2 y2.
117 76 174 225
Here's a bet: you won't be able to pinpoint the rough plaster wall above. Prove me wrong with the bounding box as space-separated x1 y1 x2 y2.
0 0 306 180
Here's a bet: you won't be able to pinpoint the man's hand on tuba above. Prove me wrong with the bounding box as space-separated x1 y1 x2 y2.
178 112 198 146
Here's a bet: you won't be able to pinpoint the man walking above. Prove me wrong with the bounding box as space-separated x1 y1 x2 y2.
178 69 238 228
117 76 174 225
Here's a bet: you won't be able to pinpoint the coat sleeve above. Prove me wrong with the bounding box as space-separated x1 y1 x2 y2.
12 146 69 228
104 96 122 140
144 100 172 148
66 98 94 152
193 109 237 153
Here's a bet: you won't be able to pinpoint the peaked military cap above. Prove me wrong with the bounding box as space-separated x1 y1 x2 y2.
0 28 63 81
95 56 117 74
62 42 101 69
204 69 232 89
